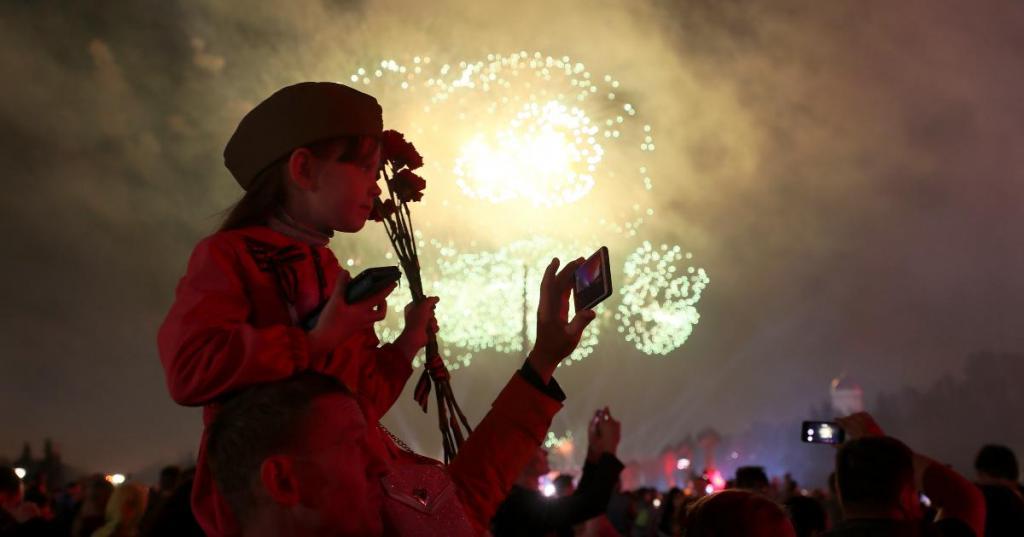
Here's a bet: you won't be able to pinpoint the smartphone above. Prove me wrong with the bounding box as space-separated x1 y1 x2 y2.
801 421 845 445
574 246 613 312
345 266 402 304
301 266 402 331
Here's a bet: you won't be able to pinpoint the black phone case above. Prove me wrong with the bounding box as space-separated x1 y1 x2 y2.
345 266 402 304
300 266 402 331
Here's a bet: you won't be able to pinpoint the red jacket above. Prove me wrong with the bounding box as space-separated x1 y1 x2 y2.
159 225 563 536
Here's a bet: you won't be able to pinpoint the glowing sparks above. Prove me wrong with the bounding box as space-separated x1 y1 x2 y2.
454 101 601 207
616 242 710 355
347 51 658 239
345 51 708 366
373 237 602 370
543 430 575 453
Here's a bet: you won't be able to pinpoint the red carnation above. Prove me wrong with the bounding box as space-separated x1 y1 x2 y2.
393 169 426 203
381 129 424 171
370 198 397 221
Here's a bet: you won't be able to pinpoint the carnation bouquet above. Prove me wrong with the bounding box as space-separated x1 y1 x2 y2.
371 130 472 463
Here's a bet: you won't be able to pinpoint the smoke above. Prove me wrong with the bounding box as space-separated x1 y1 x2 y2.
1 0 1021 476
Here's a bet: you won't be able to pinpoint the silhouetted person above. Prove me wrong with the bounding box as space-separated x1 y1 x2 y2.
824 413 985 537
973 444 1024 537
139 465 181 535
786 495 828 537
553 474 576 497
71 475 113 537
140 476 204 537
492 408 624 537
658 487 684 537
735 466 771 496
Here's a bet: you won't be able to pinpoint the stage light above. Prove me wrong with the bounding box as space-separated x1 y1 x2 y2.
13 468 26 479
676 458 691 470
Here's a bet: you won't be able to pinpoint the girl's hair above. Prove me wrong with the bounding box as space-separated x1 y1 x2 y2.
219 135 380 231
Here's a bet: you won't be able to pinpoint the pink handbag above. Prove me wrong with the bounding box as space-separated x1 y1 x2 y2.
380 450 477 537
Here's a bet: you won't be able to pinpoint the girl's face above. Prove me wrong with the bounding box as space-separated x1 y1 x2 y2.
308 141 382 233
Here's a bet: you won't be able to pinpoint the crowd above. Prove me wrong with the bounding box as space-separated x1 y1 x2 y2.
4 81 1022 537
3 418 1023 536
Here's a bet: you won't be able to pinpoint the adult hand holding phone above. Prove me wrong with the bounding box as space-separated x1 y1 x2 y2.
527 257 598 384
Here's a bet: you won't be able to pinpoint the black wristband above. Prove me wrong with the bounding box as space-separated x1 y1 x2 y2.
518 360 567 402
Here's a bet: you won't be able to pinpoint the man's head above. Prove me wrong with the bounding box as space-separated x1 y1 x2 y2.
553 474 575 497
735 466 771 493
207 374 388 537
974 444 1020 484
835 436 919 519
686 489 797 537
0 466 23 508
158 465 181 493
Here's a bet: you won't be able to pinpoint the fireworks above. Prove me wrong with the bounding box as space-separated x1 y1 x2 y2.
343 51 709 367
373 237 602 370
616 242 710 355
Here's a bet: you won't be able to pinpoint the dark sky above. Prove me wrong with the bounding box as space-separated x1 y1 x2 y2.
2 0 1022 480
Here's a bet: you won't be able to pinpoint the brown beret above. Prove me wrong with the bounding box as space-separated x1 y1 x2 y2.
224 82 383 190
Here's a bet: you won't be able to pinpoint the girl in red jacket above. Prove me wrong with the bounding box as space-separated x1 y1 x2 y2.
158 82 438 536
160 81 597 536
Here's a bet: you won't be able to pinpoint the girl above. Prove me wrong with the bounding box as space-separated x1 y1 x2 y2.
160 81 597 536
158 82 438 536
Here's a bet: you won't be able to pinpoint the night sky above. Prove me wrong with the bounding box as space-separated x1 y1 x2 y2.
2 0 1022 483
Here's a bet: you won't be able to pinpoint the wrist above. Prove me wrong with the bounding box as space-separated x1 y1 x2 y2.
526 351 555 384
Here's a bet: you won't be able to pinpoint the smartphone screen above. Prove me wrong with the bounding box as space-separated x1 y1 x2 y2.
801 421 845 445
574 246 612 311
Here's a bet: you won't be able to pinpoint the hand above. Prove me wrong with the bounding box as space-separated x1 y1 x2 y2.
835 412 885 441
308 270 397 361
587 407 622 462
526 257 598 383
394 296 440 359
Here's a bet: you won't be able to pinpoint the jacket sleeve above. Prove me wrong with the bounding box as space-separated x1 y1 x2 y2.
447 372 564 533
157 235 311 406
335 328 414 421
523 454 625 530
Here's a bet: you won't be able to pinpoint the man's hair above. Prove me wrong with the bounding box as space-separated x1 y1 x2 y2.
553 474 574 495
974 444 1020 481
0 466 20 495
734 466 770 491
835 436 914 511
206 374 349 521
686 489 791 537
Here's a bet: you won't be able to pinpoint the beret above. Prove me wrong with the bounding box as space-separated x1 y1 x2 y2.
224 82 383 190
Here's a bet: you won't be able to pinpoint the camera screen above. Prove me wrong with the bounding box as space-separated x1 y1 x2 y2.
802 421 844 444
575 254 604 294
574 247 612 311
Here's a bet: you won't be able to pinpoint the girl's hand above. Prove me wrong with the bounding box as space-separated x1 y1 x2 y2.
308 270 396 361
394 297 440 359
527 257 597 383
